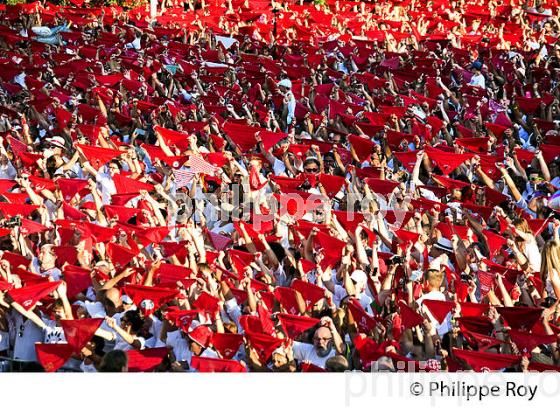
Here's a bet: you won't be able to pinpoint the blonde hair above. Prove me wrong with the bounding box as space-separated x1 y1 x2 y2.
426 269 444 289
540 240 560 284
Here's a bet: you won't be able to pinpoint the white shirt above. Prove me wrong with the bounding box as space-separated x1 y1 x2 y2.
96 172 116 204
292 341 335 369
8 311 43 361
416 291 451 336
469 73 486 89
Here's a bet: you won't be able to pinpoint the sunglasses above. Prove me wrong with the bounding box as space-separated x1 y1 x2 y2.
304 167 319 173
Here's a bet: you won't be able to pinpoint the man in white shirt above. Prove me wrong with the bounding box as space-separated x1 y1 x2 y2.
469 61 486 89
292 317 344 369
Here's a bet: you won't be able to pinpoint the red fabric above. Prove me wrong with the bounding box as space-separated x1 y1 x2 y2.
190 356 246 372
35 343 75 372
422 299 455 323
292 279 325 309
425 147 474 176
8 280 61 310
496 306 543 331
244 331 284 362
278 313 320 339
77 144 122 169
274 287 301 316
63 265 93 298
398 301 424 329
127 347 168 372
192 291 221 316
60 318 103 353
452 348 522 371
106 242 139 268
347 298 377 333
123 284 179 312
112 174 154 194
211 332 244 359
508 329 557 353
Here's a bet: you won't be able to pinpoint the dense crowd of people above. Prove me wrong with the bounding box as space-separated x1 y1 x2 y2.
0 0 559 372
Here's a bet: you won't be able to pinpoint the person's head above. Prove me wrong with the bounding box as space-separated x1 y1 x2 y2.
471 61 483 73
540 240 560 284
277 78 292 94
430 237 453 258
187 325 213 356
372 355 395 372
120 309 144 335
303 158 320 173
39 244 57 270
350 269 368 294
52 299 67 322
271 348 290 371
312 326 334 357
103 288 123 316
425 269 444 291
107 160 121 177
45 136 66 157
99 349 128 372
325 355 349 372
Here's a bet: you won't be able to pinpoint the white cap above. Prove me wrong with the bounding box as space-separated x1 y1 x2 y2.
350 269 367 284
277 79 292 89
433 237 453 253
46 136 66 149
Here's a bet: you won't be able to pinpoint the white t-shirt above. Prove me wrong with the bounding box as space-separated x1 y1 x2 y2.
43 319 66 344
469 73 486 89
292 341 335 369
113 333 146 351
416 291 451 336
96 172 116 204
9 311 43 361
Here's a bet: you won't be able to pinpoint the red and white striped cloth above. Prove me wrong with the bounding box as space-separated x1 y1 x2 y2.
187 155 217 175
173 168 195 188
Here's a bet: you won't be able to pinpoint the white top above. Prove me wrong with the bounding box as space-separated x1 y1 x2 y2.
292 341 335 369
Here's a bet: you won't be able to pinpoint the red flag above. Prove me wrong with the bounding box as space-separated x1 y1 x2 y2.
190 356 246 372
347 298 377 333
123 284 179 313
508 329 557 353
422 299 455 324
8 281 61 310
77 144 122 169
497 306 543 331
292 279 325 309
60 318 103 353
452 348 522 371
35 343 74 372
398 301 424 329
278 313 320 339
211 332 244 359
127 347 168 372
245 331 284 363
106 242 139 268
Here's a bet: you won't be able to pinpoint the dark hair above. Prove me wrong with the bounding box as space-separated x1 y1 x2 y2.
99 350 128 372
268 242 286 261
123 309 144 333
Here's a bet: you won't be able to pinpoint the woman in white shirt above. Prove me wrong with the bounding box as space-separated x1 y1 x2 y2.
540 240 560 300
105 310 146 351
